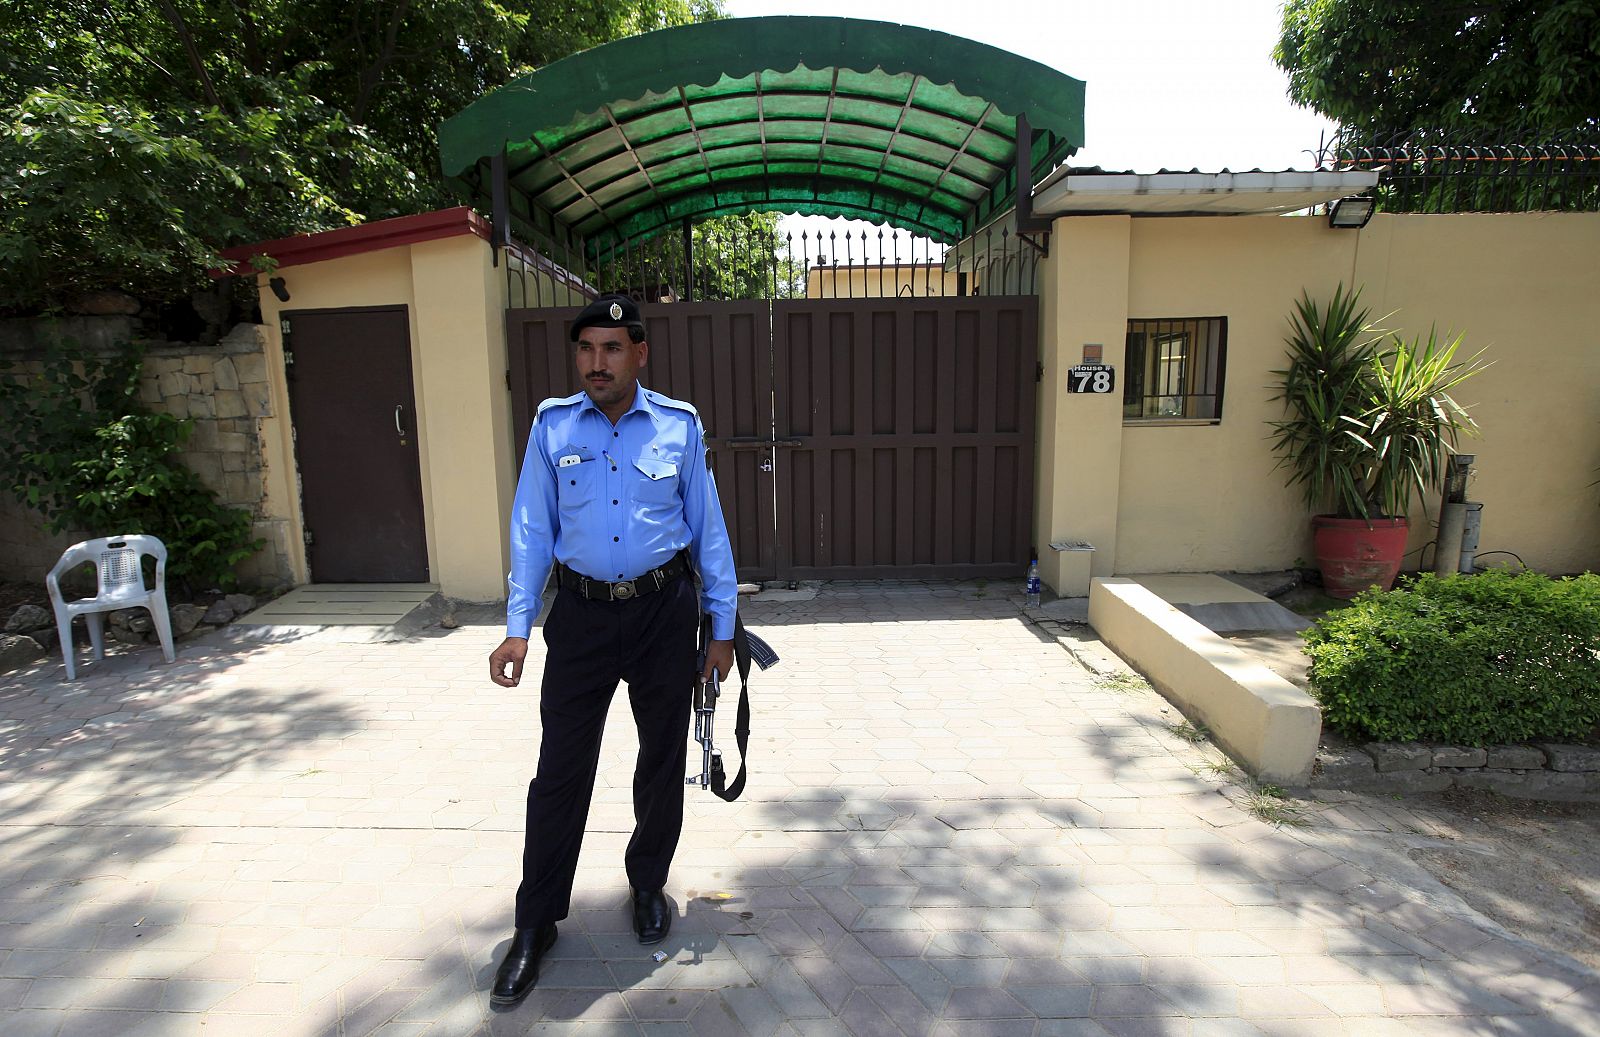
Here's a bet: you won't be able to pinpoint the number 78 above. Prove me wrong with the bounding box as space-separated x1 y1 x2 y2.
1072 369 1112 393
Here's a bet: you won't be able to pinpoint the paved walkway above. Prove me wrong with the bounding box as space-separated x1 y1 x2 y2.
0 582 1595 1036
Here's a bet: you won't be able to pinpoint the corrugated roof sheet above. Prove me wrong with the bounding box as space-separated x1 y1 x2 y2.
1032 167 1380 216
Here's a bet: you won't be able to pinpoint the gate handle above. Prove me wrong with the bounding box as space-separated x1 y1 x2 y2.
394 405 407 437
724 437 805 449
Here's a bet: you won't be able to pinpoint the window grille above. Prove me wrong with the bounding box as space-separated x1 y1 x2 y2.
1123 317 1227 422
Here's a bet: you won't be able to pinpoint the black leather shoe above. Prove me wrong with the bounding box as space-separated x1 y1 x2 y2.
490 924 557 1006
631 887 671 944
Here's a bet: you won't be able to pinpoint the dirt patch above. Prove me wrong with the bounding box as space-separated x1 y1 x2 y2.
1222 626 1600 971
1404 788 1600 971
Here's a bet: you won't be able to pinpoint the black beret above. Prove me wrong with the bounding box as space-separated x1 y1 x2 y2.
570 293 646 341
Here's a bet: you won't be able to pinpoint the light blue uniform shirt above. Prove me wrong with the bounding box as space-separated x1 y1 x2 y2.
507 385 737 641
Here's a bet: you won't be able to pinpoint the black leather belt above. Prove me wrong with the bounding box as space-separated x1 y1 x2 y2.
556 552 689 602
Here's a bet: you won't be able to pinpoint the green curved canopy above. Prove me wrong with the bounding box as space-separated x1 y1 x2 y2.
439 16 1084 252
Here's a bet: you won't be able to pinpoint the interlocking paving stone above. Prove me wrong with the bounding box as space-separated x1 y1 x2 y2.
1013 982 1094 1018
1 581 1595 1035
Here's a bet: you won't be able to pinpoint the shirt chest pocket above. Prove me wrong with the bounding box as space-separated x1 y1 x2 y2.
557 459 599 511
630 456 680 504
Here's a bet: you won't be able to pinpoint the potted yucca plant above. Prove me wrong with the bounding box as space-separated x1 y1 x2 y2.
1270 285 1486 597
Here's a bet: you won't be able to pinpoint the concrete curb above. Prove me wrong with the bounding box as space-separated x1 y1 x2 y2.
1088 577 1322 784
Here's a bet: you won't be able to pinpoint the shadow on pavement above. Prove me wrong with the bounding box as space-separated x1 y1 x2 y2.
0 626 363 1023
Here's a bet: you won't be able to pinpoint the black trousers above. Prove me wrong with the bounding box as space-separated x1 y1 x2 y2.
514 574 697 929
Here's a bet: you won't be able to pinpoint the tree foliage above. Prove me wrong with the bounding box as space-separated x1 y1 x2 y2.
1275 0 1600 134
0 80 376 312
0 0 724 313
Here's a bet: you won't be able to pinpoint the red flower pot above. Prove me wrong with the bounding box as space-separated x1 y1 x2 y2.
1312 515 1409 599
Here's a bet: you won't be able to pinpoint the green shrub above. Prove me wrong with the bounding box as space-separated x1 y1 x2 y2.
0 340 261 594
1304 569 1600 745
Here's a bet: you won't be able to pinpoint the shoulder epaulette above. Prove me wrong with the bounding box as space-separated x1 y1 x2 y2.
535 392 586 418
644 389 701 420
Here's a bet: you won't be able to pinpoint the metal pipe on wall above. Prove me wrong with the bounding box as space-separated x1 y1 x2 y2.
1459 502 1485 573
1435 503 1467 576
1434 454 1475 575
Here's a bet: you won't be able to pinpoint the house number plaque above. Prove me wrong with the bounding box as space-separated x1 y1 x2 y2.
1067 364 1115 394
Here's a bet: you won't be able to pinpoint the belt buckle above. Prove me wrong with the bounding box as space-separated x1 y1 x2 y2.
612 579 636 600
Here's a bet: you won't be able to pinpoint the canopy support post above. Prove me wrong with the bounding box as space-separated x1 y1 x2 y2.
681 217 695 302
490 149 510 267
1014 112 1052 238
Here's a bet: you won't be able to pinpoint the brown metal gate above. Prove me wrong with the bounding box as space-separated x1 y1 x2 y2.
772 297 1037 578
507 295 1037 582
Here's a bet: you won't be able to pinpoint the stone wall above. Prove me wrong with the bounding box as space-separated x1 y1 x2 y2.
0 320 293 591
1311 741 1600 800
0 498 80 587
137 325 293 588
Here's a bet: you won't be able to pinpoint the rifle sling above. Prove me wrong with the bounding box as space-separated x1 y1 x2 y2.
701 613 753 802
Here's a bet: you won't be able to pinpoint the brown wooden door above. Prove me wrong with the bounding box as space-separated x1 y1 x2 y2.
508 301 777 581
283 307 429 583
772 297 1037 579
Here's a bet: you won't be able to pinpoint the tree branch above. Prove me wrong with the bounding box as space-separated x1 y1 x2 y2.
97 2 181 87
154 0 222 107
350 0 412 122
226 0 266 75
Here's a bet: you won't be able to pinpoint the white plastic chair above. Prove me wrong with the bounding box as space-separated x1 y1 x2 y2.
45 535 176 680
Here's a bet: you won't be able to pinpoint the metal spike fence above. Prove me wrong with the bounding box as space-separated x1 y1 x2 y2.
503 221 1040 308
1317 129 1600 214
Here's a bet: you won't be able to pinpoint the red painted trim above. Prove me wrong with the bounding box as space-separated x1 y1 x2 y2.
213 206 492 277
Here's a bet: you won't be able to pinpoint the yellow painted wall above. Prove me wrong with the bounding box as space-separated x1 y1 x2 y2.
1035 211 1600 588
253 236 516 600
410 236 514 601
1350 214 1600 576
1034 217 1132 595
1117 217 1357 575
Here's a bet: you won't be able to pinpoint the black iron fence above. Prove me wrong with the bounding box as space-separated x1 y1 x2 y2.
1318 129 1600 214
503 219 1041 308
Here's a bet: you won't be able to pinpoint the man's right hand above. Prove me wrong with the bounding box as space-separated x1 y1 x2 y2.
490 637 530 687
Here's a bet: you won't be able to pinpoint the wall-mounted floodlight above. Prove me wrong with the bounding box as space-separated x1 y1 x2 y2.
1327 196 1376 229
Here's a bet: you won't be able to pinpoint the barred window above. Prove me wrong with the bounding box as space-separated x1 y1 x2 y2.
1123 317 1227 422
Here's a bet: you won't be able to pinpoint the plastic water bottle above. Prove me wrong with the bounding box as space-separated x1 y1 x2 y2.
1025 556 1041 608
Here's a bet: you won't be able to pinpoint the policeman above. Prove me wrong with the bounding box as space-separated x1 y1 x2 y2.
487 294 737 1006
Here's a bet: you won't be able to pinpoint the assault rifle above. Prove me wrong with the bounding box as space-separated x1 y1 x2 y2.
687 615 777 801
